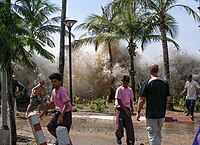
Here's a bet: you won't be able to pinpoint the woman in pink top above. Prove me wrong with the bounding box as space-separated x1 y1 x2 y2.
115 75 135 145
40 73 72 145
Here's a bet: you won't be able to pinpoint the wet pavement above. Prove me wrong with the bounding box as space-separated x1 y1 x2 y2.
0 109 200 145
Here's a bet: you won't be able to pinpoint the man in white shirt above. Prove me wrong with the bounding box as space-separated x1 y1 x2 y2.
180 74 200 120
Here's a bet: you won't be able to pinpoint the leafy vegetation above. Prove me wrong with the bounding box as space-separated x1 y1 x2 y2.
2 0 200 144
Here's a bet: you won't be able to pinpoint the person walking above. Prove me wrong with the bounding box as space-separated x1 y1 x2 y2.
136 64 171 145
12 76 25 116
39 73 72 145
180 74 200 120
115 75 135 145
25 80 47 116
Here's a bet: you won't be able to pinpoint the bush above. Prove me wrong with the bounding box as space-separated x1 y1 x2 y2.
196 100 200 111
90 97 107 112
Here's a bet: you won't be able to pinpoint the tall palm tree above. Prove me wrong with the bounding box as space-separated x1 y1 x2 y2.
1 0 61 144
74 6 119 100
103 0 149 97
142 0 200 109
0 1 35 144
102 0 180 98
13 0 60 60
143 0 200 85
59 0 67 85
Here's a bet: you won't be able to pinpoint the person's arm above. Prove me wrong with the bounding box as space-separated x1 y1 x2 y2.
39 102 54 118
31 84 41 94
130 91 134 114
43 87 50 103
136 96 145 121
197 88 200 98
130 99 134 114
14 86 20 97
118 99 131 117
167 96 171 104
57 101 69 124
180 88 186 96
196 82 200 96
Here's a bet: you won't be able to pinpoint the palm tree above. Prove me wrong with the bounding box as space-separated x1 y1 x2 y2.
103 0 150 97
74 6 119 100
59 0 67 85
13 0 60 60
0 1 35 144
1 0 61 144
142 0 200 109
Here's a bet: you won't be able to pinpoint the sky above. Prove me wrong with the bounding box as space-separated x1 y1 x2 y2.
49 0 200 63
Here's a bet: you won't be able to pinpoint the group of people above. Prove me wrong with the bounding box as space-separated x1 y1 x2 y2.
115 64 170 145
1 64 200 145
114 64 200 145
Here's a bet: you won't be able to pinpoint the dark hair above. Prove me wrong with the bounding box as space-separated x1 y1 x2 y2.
122 75 130 83
49 73 62 81
187 74 192 79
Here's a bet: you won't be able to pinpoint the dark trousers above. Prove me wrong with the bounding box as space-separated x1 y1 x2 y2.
115 108 135 145
185 99 196 116
47 111 72 134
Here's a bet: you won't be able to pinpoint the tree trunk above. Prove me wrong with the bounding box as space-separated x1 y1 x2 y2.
160 24 174 111
5 0 17 144
7 64 17 145
59 0 67 86
128 43 136 101
108 42 115 101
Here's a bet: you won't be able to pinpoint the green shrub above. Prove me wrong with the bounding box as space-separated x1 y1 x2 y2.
73 96 80 106
90 97 107 112
178 98 185 110
196 100 200 111
77 104 84 109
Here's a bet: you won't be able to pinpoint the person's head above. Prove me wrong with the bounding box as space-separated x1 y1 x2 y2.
49 73 62 89
122 75 130 88
187 74 193 82
149 64 159 76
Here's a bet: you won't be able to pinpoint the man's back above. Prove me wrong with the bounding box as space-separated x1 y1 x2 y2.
32 83 45 96
141 77 169 119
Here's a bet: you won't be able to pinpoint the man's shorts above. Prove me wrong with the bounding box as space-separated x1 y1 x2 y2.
30 94 42 107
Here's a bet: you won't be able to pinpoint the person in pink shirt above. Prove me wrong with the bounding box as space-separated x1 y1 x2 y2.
39 73 72 145
115 75 135 145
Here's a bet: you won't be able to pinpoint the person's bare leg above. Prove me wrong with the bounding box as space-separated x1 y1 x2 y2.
38 103 42 113
25 104 32 116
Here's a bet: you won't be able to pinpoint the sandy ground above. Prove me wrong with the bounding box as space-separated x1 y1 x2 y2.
15 109 200 145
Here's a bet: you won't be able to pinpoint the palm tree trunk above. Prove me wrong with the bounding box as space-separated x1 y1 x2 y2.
108 42 115 101
128 43 136 100
160 24 174 111
5 0 17 144
7 64 17 145
59 0 67 86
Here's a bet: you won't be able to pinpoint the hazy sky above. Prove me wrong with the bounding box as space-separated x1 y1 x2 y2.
50 0 200 62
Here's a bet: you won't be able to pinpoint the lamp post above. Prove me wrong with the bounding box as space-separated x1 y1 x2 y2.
62 19 77 105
